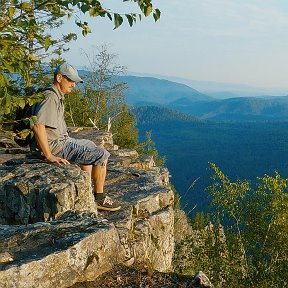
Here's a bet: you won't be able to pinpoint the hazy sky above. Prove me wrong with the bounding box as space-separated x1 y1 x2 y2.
61 0 288 90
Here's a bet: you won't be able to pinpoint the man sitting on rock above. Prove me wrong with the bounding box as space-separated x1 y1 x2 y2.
32 62 121 212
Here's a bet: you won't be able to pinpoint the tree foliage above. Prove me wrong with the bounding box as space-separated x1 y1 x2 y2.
174 164 288 287
81 44 127 129
64 45 139 149
0 0 160 131
137 131 166 167
111 105 139 149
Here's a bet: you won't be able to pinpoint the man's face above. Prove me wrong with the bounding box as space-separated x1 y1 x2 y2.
56 74 76 95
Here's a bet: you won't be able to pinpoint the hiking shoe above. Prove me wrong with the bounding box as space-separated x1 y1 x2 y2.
96 196 121 212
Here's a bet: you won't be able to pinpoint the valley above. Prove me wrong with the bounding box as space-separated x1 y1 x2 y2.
133 106 288 216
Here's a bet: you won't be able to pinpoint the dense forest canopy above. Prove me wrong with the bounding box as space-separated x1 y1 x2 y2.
134 106 288 214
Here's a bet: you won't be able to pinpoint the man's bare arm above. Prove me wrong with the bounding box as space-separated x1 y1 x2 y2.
33 124 70 165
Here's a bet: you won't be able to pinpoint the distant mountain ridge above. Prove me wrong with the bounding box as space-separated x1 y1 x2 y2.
129 72 288 98
168 96 288 121
117 75 288 121
79 72 288 121
114 76 288 121
117 76 213 106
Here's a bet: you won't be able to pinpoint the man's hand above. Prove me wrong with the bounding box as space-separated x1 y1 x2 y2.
46 155 70 165
33 124 70 165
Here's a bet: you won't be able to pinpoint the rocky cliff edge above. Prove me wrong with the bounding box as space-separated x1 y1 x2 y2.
0 129 174 288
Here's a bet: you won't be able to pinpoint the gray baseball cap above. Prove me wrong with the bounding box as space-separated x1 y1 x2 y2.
54 63 83 83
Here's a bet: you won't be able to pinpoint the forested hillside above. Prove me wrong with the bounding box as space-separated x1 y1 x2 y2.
133 106 288 215
168 96 288 121
131 106 201 123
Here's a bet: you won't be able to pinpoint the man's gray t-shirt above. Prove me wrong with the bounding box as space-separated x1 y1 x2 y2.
34 85 68 154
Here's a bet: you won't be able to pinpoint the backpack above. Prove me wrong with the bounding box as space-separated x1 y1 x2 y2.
13 87 57 147
13 103 35 147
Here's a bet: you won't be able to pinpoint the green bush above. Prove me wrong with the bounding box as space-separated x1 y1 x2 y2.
173 163 288 287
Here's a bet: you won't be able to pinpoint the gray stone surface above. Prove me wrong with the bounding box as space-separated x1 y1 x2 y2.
189 271 215 288
0 159 96 224
69 128 115 149
0 212 124 288
0 130 175 288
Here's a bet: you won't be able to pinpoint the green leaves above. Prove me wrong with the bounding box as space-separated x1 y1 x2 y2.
144 5 152 17
126 14 134 27
209 162 250 220
76 20 92 36
27 54 40 62
89 7 98 17
153 8 161 22
72 1 161 30
113 13 123 30
80 4 90 13
207 163 288 285
1 92 11 115
44 39 52 51
17 129 31 140
19 2 31 11
18 99 26 109
0 0 161 138
7 7 16 18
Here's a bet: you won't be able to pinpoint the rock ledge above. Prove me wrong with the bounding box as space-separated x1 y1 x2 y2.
0 130 174 288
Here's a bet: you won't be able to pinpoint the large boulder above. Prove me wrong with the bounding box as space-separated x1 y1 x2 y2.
0 159 96 224
0 211 125 287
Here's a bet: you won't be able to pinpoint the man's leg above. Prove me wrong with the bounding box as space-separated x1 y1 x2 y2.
81 160 107 194
91 160 107 193
81 160 120 211
62 138 120 211
80 164 92 174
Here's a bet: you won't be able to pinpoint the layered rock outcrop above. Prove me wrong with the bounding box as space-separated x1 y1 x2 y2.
0 129 174 288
